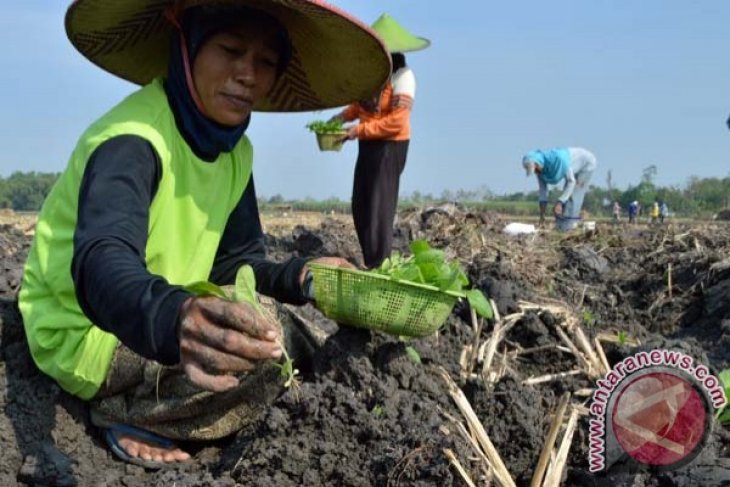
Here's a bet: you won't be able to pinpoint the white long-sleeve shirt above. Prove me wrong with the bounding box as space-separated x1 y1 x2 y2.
538 147 597 203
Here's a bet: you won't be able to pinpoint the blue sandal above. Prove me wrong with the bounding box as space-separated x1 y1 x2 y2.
103 423 183 470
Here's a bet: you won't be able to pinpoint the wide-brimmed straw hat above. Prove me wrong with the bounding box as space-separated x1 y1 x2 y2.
370 13 430 53
65 0 391 112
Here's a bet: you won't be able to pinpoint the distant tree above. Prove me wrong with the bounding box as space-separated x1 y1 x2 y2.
0 171 59 211
685 176 729 210
641 165 658 185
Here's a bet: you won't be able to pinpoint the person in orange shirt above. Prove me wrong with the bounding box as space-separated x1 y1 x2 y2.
330 14 429 268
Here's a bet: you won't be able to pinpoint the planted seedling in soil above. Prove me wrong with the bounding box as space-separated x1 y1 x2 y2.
582 309 596 328
404 345 422 364
185 265 300 389
616 330 629 346
371 404 385 418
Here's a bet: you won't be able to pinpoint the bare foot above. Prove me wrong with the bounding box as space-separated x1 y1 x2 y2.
115 433 191 464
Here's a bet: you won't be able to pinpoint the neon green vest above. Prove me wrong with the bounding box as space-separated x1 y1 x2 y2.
19 78 253 399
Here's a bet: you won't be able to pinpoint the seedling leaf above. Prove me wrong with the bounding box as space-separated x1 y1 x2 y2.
185 281 229 299
716 369 730 424
466 289 493 319
234 265 259 311
409 239 430 254
405 345 422 364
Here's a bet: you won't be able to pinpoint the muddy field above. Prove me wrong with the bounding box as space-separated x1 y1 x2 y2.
0 207 728 486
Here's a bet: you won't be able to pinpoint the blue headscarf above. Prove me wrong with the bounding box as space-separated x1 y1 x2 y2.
523 148 570 185
165 6 291 160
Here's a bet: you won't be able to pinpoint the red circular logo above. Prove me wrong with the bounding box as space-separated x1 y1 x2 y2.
611 372 708 466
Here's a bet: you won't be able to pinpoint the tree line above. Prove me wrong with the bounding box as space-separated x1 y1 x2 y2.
2 168 729 217
0 172 59 211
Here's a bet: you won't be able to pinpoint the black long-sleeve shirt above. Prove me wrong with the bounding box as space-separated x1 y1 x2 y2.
71 135 307 365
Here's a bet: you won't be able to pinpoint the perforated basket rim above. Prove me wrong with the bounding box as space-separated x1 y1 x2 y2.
315 131 347 138
308 263 465 299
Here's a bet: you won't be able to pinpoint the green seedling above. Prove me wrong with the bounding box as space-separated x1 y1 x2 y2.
582 309 596 328
373 240 494 320
715 369 730 424
405 345 422 365
185 265 299 389
616 330 629 346
305 119 345 134
276 347 298 389
371 404 385 418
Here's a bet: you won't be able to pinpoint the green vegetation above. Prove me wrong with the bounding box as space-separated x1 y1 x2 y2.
374 240 493 319
305 119 345 134
371 404 385 417
2 169 729 217
716 370 730 425
616 330 629 346
582 309 596 328
405 345 422 364
185 265 298 388
0 172 59 211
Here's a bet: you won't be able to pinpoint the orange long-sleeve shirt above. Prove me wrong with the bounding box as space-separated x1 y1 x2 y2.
340 80 412 141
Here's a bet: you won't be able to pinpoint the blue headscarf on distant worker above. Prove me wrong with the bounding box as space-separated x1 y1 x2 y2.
522 148 570 185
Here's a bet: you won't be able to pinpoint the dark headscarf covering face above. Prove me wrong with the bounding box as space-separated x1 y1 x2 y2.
165 6 291 159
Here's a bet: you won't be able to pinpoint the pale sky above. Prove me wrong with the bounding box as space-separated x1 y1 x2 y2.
1 1 729 199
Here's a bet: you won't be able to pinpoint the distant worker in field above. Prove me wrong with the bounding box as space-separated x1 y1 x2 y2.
650 200 660 224
628 200 639 224
660 201 669 223
522 147 598 231
612 200 621 224
330 13 430 268
18 0 387 469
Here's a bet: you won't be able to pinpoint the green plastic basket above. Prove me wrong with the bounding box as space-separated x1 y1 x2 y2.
309 263 461 337
316 132 346 152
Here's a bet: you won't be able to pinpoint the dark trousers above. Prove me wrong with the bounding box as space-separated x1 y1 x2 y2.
351 140 409 268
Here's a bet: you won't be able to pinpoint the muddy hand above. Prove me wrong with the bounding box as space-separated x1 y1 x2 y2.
178 296 282 392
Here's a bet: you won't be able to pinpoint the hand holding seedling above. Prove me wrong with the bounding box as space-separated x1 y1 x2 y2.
178 296 282 392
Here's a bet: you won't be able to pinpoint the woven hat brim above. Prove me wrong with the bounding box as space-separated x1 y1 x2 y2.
65 0 391 112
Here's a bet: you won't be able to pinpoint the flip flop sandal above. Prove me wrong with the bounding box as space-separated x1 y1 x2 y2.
103 423 183 470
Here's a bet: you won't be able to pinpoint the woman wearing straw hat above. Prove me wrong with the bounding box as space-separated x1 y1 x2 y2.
19 0 389 468
522 147 598 231
330 13 430 269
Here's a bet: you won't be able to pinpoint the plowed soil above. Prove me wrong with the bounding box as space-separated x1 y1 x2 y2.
0 207 728 486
